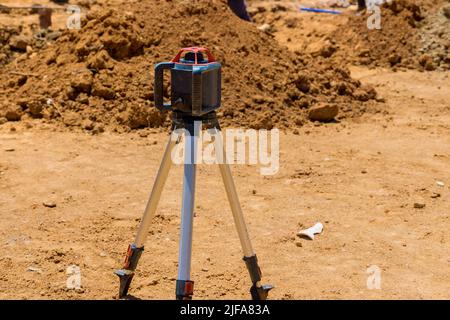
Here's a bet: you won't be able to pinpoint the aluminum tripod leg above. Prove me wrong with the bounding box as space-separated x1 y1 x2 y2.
211 128 273 300
176 124 199 300
115 131 180 298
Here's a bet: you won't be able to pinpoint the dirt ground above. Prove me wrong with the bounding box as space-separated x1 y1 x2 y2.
0 0 449 300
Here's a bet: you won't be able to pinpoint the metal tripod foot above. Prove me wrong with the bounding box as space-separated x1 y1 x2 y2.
114 244 144 298
176 280 195 300
244 255 273 300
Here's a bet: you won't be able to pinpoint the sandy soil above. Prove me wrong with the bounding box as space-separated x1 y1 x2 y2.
1 66 449 299
0 0 449 300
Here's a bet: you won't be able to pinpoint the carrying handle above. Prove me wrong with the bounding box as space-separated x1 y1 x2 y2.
154 62 174 111
171 47 216 64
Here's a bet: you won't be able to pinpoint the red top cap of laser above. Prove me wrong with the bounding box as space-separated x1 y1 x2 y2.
171 47 216 65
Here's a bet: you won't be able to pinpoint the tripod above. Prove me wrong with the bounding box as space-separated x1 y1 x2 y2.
115 112 272 300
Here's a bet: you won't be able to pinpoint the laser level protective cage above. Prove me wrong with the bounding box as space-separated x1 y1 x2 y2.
154 47 221 117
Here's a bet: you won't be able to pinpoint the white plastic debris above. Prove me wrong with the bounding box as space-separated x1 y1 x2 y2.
297 222 324 240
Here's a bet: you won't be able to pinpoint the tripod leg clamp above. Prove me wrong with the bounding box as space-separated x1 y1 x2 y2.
114 244 144 298
243 255 273 300
176 280 194 300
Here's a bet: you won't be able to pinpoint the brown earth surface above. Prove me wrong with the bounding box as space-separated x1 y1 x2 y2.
248 0 450 70
0 0 449 300
0 0 379 131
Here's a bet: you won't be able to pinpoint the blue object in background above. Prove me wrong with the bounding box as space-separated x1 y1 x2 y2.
228 0 252 21
299 6 342 14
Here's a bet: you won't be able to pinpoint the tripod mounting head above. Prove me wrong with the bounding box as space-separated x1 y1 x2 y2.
154 47 222 117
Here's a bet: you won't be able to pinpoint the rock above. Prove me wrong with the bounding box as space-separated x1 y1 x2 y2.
436 181 444 187
413 203 426 209
87 50 111 70
430 193 440 199
63 112 80 127
443 6 450 19
70 71 93 93
46 31 62 41
388 53 402 66
257 23 273 33
5 148 15 152
27 266 42 274
9 35 31 51
92 124 105 134
0 117 7 125
82 119 94 130
5 106 22 121
251 94 266 104
92 81 115 100
319 43 337 58
43 201 57 208
28 100 45 118
308 104 339 122
295 74 310 93
149 279 159 286
419 55 436 71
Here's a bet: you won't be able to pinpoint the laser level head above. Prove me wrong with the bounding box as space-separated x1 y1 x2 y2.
154 47 221 117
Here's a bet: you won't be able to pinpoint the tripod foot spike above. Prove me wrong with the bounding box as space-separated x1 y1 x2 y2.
243 254 273 300
115 269 135 298
176 280 194 300
115 244 144 298
250 284 273 300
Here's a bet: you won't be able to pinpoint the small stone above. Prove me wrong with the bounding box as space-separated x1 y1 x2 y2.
92 82 115 100
9 35 31 51
257 23 273 33
70 71 93 93
388 53 402 66
443 5 450 19
414 203 426 209
436 181 444 187
139 131 149 138
92 124 105 135
295 241 303 247
0 117 7 125
43 201 57 208
82 119 94 131
27 266 42 274
201 268 209 272
149 279 159 286
99 252 107 257
430 193 440 199
308 104 339 122
251 94 266 104
63 112 80 127
5 106 22 121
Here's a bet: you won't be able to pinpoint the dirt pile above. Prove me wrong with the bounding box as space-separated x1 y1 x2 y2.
0 0 378 132
333 0 450 70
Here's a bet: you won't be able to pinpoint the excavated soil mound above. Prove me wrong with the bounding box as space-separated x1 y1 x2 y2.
0 0 378 132
333 0 450 70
